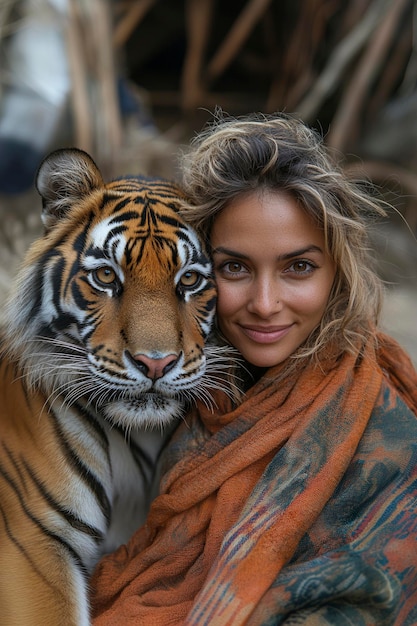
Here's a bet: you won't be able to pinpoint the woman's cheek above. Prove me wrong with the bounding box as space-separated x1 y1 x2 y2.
216 281 243 317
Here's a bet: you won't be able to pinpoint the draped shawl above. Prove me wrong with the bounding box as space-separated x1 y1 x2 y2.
91 334 417 625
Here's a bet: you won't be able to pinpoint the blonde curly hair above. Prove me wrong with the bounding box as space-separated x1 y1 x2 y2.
179 111 386 366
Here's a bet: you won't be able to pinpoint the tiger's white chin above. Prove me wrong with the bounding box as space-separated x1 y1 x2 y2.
103 393 183 430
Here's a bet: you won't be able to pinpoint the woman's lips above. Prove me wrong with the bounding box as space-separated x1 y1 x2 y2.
239 324 293 344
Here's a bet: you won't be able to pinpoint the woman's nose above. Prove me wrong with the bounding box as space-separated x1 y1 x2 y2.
246 278 282 318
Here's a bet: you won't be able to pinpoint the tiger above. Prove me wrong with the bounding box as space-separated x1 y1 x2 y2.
0 147 218 625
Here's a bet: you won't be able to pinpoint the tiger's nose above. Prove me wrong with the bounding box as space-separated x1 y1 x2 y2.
129 352 179 380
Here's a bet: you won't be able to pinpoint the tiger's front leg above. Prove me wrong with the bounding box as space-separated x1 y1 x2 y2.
0 363 105 626
0 361 166 625
0 513 91 626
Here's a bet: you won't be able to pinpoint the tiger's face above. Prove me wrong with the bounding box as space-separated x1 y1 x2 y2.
5 149 216 428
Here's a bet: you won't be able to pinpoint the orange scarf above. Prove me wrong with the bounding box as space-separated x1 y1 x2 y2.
91 334 417 625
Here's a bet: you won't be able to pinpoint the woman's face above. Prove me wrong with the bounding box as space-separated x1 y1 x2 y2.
210 190 336 368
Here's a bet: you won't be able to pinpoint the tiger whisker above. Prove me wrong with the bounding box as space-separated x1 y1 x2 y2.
204 371 243 390
30 336 87 351
43 378 98 414
184 388 215 411
204 368 244 393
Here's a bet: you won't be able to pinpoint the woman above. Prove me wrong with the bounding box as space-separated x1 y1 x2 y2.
91 113 417 625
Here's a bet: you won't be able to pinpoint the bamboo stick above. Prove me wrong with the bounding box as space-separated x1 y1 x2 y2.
113 0 157 48
206 0 273 81
181 0 213 111
327 0 411 150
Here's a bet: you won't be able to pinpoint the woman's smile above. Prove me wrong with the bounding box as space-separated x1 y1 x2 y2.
239 323 294 344
211 189 336 368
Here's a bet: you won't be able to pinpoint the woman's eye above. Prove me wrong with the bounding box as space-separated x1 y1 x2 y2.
215 261 249 279
93 266 117 286
288 260 315 274
179 270 201 288
227 262 243 273
219 261 246 275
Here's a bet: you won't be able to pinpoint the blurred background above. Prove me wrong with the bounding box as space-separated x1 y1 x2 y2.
0 0 416 362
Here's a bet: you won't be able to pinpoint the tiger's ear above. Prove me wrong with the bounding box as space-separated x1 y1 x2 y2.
36 148 104 230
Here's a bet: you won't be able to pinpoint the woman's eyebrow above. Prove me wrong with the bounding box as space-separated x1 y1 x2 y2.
212 245 324 261
276 245 324 261
211 246 248 259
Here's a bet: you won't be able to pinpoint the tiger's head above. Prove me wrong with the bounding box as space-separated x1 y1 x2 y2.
4 148 217 428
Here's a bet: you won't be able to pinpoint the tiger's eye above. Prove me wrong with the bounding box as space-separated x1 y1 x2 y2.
94 267 117 285
179 270 200 287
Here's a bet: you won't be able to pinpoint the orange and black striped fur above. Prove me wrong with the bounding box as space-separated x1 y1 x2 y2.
0 148 217 625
